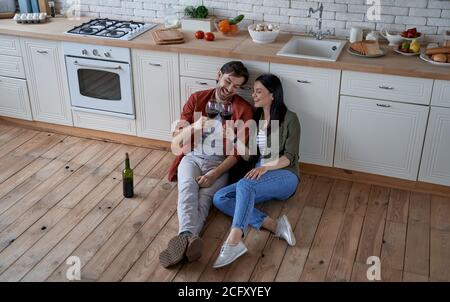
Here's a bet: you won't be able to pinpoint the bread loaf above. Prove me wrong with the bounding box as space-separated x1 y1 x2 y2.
432 53 447 63
426 46 450 56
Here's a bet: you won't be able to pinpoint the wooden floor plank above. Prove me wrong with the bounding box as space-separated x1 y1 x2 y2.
354 186 390 264
325 182 370 281
304 176 334 208
430 195 450 281
380 221 407 281
0 128 38 159
404 193 430 277
430 195 450 232
403 271 428 282
386 189 410 224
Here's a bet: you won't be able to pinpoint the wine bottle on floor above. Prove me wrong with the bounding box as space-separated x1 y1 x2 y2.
123 153 134 198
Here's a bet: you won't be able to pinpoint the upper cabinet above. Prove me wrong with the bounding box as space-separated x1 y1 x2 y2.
270 63 341 166
341 71 433 105
132 49 180 141
20 38 72 126
431 80 450 108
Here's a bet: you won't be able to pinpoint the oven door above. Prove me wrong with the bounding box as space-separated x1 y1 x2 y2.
65 56 133 115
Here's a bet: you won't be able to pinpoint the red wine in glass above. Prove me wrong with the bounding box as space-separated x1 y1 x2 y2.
220 102 233 120
206 99 220 118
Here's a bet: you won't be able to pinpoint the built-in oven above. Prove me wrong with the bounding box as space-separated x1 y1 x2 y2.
63 42 134 118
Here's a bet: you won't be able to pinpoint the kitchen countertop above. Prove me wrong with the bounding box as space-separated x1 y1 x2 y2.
1 17 449 81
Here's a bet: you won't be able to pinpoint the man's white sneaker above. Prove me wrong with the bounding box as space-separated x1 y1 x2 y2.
275 214 296 246
212 241 248 268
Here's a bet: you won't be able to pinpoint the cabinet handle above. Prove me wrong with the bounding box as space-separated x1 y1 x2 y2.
376 103 391 108
149 63 161 67
297 80 311 84
195 81 208 85
37 50 48 54
378 85 394 90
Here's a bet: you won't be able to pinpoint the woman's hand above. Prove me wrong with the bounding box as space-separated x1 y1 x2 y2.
196 170 218 188
245 166 269 180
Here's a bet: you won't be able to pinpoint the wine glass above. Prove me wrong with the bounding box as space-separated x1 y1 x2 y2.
205 99 220 119
220 102 233 121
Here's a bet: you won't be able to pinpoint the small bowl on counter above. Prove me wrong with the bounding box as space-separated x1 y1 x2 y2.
248 23 280 44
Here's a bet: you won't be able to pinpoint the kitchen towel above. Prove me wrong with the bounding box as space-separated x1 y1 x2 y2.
18 0 32 13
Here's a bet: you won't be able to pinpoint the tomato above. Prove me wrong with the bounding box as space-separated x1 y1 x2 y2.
195 30 204 39
204 32 215 41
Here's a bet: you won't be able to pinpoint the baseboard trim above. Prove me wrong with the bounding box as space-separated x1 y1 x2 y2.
0 116 171 151
300 163 450 198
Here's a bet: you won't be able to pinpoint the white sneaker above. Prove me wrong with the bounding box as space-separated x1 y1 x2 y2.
212 241 248 268
275 214 296 246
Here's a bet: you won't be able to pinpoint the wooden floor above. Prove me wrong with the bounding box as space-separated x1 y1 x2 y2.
0 123 449 282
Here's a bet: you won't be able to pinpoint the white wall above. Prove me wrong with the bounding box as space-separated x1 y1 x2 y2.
55 0 450 42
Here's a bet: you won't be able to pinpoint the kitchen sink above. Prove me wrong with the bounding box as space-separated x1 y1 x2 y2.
277 36 346 62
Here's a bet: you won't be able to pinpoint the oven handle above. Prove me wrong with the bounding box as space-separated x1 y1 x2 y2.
73 60 122 70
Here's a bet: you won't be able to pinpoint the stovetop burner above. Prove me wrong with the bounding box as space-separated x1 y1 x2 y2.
66 18 157 41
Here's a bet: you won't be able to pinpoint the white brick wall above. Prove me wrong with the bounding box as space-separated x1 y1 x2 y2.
55 0 450 41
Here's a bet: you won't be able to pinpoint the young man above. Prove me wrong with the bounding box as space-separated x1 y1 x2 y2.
160 61 253 268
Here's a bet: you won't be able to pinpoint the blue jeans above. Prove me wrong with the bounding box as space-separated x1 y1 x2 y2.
213 168 299 235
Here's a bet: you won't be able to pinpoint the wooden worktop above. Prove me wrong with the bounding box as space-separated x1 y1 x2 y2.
1 17 448 80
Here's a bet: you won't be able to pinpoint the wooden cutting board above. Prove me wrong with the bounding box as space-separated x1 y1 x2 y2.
154 28 184 41
151 29 184 45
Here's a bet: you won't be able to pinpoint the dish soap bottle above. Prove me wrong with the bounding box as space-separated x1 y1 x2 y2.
122 153 134 198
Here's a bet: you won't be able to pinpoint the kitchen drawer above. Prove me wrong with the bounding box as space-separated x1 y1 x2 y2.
0 35 22 57
179 54 269 90
431 80 450 108
341 71 433 105
180 76 216 107
0 54 25 79
0 76 32 120
72 108 137 136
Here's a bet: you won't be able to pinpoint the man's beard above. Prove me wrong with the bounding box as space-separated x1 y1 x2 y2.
216 86 232 102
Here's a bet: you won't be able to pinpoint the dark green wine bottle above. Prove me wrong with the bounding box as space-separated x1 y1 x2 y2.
123 153 134 198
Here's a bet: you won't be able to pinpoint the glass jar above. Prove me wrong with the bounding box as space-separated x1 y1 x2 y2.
164 4 180 28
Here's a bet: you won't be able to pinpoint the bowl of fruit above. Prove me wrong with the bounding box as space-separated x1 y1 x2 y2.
214 14 244 36
394 39 421 56
400 27 422 41
248 23 280 44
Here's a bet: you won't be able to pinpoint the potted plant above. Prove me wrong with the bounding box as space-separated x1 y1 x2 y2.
181 5 215 32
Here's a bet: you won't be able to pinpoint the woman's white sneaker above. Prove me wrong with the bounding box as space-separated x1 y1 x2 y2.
213 241 248 268
275 214 296 246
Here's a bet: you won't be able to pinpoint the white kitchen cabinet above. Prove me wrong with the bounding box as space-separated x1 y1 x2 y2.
341 71 433 105
72 108 136 136
419 106 450 186
270 63 341 166
0 54 25 79
335 96 429 180
20 38 72 126
0 76 32 120
180 76 216 107
132 49 180 141
431 80 450 108
0 35 21 57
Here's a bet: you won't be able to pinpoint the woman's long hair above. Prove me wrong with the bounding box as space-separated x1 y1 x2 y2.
253 73 287 127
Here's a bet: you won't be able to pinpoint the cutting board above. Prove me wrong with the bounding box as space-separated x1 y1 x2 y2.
38 0 49 14
151 28 184 45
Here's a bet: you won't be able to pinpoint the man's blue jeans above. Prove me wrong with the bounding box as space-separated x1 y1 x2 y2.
213 167 299 235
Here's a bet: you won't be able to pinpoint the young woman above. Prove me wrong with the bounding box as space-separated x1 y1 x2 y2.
212 73 301 268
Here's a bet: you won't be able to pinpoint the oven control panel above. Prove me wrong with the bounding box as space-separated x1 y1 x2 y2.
63 42 131 63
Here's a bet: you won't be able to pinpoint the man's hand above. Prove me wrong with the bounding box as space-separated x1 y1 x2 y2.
245 166 269 180
196 170 218 188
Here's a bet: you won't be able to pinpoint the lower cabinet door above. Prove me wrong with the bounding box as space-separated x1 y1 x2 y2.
419 106 450 186
0 76 32 120
335 96 429 180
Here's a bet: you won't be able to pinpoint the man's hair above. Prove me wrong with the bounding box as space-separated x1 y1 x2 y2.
220 61 249 86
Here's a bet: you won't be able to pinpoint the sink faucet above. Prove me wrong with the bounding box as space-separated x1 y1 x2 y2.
307 2 331 40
